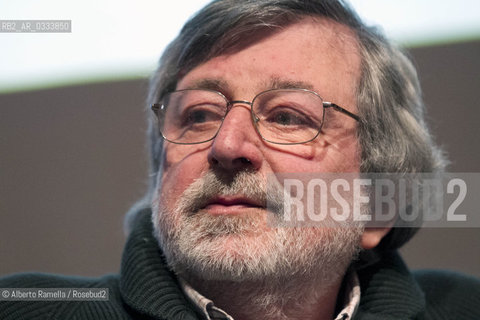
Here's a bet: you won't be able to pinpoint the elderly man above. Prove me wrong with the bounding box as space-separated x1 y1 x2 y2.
1 0 479 319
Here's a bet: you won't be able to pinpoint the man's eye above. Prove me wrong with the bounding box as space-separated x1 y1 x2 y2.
180 105 224 127
187 110 208 124
266 109 312 127
272 112 300 125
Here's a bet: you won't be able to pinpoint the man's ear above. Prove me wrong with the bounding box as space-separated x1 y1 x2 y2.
360 227 392 249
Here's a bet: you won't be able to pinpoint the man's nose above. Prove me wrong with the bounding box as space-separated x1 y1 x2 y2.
207 104 263 171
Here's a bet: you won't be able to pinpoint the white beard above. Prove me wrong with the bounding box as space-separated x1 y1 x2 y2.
152 170 363 287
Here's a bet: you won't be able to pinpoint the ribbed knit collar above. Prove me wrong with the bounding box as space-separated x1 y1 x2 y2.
120 208 198 320
119 208 425 320
354 250 425 319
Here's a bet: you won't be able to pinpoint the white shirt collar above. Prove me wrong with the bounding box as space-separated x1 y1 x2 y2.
179 269 361 320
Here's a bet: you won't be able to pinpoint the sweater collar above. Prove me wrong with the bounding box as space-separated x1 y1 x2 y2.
120 208 198 320
354 249 425 319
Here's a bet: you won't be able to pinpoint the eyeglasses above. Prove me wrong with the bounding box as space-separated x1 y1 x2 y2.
151 88 359 145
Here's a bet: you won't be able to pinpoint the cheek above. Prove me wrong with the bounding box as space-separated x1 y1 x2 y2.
316 141 359 172
158 145 210 209
163 143 209 165
264 136 359 173
323 131 360 171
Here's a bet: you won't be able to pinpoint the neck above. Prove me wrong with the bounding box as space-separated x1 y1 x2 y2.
184 274 344 320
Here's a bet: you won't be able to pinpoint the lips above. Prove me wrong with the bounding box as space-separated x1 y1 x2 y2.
202 195 265 215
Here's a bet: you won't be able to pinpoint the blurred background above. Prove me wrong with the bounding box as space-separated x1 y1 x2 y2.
1 0 479 277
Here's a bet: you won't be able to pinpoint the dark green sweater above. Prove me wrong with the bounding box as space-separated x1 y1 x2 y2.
1 209 479 319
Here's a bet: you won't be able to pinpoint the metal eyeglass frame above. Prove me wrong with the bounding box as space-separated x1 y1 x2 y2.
151 88 360 145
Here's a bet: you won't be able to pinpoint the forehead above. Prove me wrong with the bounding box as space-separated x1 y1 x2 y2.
176 17 361 104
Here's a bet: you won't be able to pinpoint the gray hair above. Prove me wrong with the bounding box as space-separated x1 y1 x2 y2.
132 0 446 250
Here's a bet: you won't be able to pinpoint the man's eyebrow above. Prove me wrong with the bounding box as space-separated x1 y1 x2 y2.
269 78 315 91
182 77 315 94
184 78 230 92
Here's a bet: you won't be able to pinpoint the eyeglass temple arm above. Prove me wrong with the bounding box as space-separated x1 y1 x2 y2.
323 102 360 122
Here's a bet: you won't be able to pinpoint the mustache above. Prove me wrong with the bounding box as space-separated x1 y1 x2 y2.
176 170 286 216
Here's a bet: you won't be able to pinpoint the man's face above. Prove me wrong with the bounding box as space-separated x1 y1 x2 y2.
152 18 363 283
